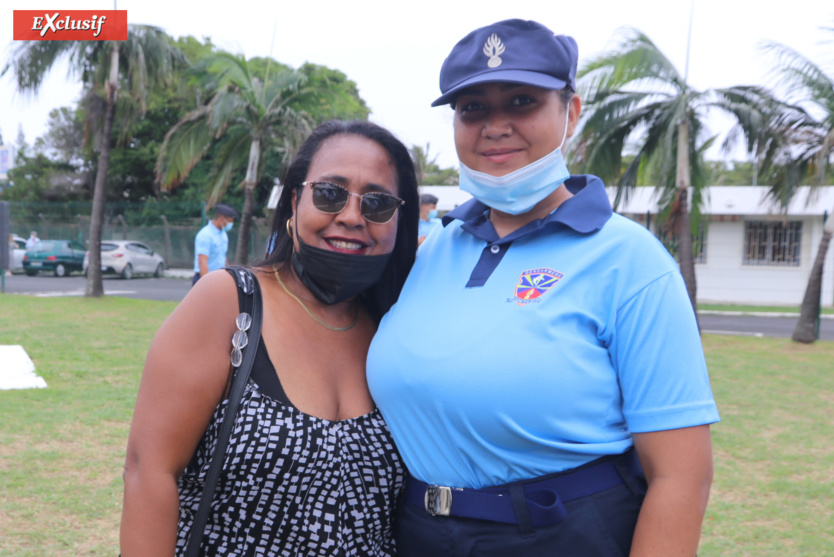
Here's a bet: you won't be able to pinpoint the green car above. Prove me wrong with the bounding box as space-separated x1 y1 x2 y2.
23 240 87 277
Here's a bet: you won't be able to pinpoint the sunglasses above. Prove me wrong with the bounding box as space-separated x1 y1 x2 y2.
302 181 405 224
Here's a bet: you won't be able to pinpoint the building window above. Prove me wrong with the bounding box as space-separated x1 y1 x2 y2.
657 223 707 264
743 220 802 266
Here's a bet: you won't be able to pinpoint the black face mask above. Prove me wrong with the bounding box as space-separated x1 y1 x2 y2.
291 237 391 305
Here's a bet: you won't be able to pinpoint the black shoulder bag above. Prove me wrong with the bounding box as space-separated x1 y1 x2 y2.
184 266 263 557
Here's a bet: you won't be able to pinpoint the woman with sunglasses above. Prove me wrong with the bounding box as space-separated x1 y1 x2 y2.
367 19 720 556
121 120 419 556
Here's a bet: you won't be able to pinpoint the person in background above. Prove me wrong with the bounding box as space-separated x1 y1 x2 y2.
367 19 719 557
25 230 40 251
120 120 419 556
192 203 239 286
417 193 441 246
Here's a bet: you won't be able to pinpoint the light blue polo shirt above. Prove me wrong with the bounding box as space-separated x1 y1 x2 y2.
418 217 441 239
367 175 720 489
193 222 229 273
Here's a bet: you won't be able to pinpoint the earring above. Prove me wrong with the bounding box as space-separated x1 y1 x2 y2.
286 219 293 237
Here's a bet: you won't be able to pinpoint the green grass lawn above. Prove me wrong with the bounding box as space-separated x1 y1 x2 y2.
0 295 177 556
1 295 832 555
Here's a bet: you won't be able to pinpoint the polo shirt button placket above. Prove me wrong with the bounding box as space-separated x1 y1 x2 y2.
464 242 509 288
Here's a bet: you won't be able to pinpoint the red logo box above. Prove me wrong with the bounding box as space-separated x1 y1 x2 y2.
13 10 127 41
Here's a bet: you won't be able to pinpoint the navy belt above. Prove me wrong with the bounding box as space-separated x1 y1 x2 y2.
405 449 643 528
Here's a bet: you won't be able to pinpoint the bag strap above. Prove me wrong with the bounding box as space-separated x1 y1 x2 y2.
184 266 263 557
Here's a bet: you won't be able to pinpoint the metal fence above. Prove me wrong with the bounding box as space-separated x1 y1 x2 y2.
7 201 272 269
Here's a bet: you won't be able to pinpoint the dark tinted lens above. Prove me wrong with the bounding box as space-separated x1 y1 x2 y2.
311 183 348 213
361 194 400 224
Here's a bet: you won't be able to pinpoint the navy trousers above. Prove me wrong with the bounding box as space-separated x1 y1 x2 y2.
395 470 647 557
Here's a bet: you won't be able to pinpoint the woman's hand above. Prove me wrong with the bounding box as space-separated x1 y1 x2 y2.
630 425 714 557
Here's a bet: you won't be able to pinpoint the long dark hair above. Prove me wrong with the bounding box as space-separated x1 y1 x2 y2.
259 120 419 323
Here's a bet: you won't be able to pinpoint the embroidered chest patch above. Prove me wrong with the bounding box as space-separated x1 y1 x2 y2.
510 268 564 305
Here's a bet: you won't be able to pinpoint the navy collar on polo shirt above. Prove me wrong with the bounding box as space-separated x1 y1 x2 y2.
442 174 613 243
440 175 614 288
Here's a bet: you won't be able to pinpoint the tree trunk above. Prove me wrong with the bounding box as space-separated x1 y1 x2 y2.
792 212 834 343
676 119 698 324
235 139 260 265
85 45 119 298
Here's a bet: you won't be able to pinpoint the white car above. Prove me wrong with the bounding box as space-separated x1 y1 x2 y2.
8 235 26 272
83 240 165 279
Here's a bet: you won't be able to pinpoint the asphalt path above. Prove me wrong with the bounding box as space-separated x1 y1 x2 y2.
699 313 834 341
3 272 832 340
1 271 192 302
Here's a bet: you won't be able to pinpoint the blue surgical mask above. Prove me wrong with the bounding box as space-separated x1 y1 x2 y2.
224 222 234 232
428 209 439 220
458 109 571 215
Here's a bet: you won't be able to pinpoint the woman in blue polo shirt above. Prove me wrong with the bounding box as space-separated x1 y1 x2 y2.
367 19 719 556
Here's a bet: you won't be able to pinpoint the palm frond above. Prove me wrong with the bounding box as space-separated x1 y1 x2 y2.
263 70 307 113
579 28 685 97
761 40 834 112
155 104 214 189
575 27 711 211
120 25 188 113
112 94 146 146
577 93 681 197
1 41 83 95
205 126 252 205
713 83 829 207
207 88 244 133
205 52 253 85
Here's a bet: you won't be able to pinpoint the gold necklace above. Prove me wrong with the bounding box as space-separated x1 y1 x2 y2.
273 265 359 332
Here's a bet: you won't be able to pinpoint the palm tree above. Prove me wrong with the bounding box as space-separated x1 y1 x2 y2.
410 143 459 186
2 26 186 296
155 53 315 265
575 29 784 316
410 143 432 185
762 31 834 342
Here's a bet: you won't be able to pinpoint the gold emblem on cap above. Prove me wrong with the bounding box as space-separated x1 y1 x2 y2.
483 34 505 68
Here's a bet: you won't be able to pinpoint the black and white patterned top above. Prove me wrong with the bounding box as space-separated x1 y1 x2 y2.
176 329 405 556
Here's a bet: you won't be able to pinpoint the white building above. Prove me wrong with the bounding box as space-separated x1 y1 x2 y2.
420 184 834 307
614 186 834 307
420 185 473 212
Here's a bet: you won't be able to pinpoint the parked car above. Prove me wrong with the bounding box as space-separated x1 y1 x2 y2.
83 240 165 279
22 240 87 277
9 235 26 272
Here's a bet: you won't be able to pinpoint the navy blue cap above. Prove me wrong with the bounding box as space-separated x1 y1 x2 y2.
420 193 439 205
213 203 239 218
432 19 578 107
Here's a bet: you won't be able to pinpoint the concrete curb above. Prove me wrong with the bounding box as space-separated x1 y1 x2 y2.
699 310 834 319
163 268 194 279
